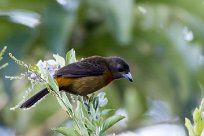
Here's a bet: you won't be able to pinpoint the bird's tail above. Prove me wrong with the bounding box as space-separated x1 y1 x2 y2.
20 88 49 109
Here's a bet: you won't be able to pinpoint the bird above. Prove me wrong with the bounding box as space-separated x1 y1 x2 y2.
20 56 133 108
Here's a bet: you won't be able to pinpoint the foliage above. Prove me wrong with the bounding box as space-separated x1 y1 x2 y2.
7 49 125 136
185 99 204 136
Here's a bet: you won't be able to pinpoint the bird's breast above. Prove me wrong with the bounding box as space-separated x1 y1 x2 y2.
55 71 113 95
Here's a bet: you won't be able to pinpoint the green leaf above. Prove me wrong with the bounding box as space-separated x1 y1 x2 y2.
84 117 95 132
74 101 89 136
101 109 114 117
47 73 68 111
66 49 77 65
47 73 59 93
53 54 65 67
195 121 203 136
193 108 201 123
185 118 196 136
56 96 67 112
62 92 72 110
53 127 80 136
79 98 89 118
74 101 83 121
100 115 125 134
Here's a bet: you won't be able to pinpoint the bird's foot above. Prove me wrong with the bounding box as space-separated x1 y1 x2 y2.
83 96 90 114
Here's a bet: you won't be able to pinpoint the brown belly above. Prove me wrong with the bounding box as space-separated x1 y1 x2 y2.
55 72 112 95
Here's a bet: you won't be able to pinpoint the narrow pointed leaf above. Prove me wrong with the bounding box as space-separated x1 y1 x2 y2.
47 73 59 93
53 127 80 136
101 115 125 134
56 96 67 112
62 92 72 110
53 54 65 67
185 118 196 136
101 109 114 117
66 49 77 65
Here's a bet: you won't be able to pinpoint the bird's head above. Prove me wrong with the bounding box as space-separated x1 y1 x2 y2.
105 57 133 82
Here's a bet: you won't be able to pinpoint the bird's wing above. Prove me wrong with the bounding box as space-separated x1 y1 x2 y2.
54 60 107 78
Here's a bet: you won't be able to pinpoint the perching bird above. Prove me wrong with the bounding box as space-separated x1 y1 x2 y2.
20 56 133 108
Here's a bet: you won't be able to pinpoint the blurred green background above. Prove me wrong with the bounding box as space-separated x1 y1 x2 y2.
1 0 204 135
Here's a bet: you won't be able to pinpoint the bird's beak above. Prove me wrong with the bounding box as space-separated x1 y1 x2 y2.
122 72 133 82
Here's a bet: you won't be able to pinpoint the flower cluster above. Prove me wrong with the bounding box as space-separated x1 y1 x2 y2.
30 59 60 80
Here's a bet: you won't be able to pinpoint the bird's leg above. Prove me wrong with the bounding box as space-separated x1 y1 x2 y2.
93 96 99 111
83 96 90 114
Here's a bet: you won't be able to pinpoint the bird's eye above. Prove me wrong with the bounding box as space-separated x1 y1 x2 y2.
118 68 124 72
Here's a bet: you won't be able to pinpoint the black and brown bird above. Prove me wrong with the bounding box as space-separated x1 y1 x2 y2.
20 56 133 108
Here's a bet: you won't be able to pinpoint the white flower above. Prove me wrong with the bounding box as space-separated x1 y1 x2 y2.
97 92 108 107
30 59 59 80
